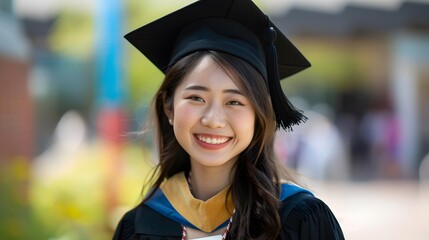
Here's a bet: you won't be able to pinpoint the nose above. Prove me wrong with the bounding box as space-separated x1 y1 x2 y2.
201 103 226 128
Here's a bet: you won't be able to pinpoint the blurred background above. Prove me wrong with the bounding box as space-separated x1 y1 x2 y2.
1 0 428 239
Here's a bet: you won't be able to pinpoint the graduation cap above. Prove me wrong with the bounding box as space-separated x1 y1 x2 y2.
125 0 310 130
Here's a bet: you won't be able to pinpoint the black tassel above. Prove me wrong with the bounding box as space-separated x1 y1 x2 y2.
266 26 307 130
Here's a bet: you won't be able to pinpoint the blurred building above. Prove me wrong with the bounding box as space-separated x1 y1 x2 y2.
0 2 33 161
272 1 429 179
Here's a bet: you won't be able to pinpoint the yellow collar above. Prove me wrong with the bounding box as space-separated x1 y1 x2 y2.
160 172 235 232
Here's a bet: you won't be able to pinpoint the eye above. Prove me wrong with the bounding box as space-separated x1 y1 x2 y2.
187 95 205 102
226 100 244 106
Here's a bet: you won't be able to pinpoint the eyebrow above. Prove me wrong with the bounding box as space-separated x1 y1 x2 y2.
184 85 244 95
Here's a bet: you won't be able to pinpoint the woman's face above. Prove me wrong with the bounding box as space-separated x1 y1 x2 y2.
169 56 256 171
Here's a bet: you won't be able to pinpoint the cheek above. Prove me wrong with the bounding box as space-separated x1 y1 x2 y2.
232 111 256 136
173 102 199 124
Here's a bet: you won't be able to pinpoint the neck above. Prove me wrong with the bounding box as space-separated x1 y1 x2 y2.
189 163 235 201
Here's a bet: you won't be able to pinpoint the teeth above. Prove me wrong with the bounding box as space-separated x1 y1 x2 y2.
197 135 229 144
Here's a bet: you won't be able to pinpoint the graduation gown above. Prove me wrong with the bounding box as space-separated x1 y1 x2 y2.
113 173 344 240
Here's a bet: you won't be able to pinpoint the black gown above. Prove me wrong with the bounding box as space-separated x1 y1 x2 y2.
113 192 345 240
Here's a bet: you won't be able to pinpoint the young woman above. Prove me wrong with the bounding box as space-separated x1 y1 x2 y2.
113 0 344 239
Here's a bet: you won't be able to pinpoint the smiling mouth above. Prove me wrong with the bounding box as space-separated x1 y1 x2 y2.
195 134 231 145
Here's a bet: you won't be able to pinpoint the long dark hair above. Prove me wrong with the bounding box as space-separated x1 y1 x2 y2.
141 50 295 239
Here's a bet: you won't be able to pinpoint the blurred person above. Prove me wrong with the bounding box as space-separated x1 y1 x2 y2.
276 108 350 181
33 110 87 180
358 91 401 179
113 0 344 239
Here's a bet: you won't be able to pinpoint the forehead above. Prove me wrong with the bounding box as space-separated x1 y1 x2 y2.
178 55 241 90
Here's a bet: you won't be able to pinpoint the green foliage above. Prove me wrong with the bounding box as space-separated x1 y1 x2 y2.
290 43 364 91
49 11 94 59
0 158 50 239
0 143 153 239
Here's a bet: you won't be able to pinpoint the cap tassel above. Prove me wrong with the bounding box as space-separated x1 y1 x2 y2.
266 26 307 130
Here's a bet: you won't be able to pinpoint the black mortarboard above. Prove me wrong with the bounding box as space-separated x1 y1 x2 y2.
125 0 310 130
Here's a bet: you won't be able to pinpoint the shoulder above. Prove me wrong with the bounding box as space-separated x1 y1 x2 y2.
112 204 182 240
112 207 138 240
278 192 345 240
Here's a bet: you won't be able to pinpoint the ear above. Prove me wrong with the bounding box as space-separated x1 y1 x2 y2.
164 109 173 125
163 95 174 125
